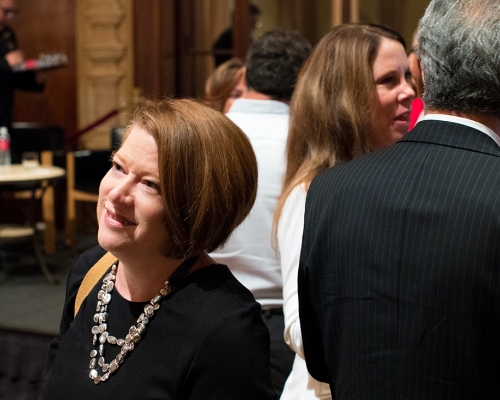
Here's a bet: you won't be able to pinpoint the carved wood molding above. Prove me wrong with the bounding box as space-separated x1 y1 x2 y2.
76 0 133 149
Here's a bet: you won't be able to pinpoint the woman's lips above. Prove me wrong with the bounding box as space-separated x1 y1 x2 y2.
106 208 136 226
394 112 411 126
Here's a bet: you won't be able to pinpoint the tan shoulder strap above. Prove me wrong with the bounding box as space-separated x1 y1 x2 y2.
74 252 117 318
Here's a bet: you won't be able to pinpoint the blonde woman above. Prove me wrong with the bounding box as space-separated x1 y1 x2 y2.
275 24 414 400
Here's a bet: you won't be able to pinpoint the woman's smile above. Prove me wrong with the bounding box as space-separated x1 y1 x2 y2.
104 208 137 226
97 126 168 257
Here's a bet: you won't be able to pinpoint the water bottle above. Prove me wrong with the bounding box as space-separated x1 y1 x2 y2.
0 126 11 167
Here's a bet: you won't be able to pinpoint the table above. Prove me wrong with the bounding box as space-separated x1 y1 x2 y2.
0 164 65 284
0 164 65 185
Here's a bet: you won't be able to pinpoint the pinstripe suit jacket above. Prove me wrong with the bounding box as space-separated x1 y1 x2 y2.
298 120 500 399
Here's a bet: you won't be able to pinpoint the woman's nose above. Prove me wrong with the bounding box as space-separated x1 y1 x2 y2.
401 79 415 101
107 178 134 205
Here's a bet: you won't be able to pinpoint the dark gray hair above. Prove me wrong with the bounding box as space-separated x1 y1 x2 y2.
245 29 311 101
417 0 500 116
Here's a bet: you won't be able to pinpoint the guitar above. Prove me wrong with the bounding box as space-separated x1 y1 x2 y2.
12 52 68 73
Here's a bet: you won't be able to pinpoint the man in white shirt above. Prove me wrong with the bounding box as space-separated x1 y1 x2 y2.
211 29 311 396
298 0 500 398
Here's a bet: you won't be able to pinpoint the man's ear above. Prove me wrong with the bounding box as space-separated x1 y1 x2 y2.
409 53 424 98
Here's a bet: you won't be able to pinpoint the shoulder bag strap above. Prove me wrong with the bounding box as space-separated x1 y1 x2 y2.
74 251 118 318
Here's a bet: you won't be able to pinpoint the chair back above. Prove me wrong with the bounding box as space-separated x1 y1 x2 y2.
65 150 112 253
72 150 112 194
10 123 64 164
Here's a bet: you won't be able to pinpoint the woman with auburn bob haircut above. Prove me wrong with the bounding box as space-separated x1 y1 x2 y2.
275 24 414 400
41 99 277 400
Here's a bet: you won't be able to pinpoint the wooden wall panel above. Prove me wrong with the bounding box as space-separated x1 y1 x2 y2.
160 0 177 97
11 0 77 137
134 0 162 99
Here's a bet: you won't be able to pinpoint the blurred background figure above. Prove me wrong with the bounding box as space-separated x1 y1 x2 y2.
0 0 44 129
213 3 261 67
205 57 246 113
274 23 414 400
210 28 311 397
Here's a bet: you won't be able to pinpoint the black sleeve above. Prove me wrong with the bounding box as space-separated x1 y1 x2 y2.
0 28 16 80
298 254 329 384
45 245 106 372
0 57 11 77
297 176 330 384
184 306 278 400
0 28 43 92
13 70 44 92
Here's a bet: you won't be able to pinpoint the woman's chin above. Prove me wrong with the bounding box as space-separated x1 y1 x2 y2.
97 228 126 254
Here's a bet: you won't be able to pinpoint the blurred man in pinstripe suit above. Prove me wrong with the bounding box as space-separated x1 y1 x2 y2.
298 0 500 398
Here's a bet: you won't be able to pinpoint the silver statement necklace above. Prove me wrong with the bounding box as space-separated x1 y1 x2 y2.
89 262 174 384
88 255 199 385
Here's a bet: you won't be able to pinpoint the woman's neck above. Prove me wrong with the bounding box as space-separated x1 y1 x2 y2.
113 251 215 302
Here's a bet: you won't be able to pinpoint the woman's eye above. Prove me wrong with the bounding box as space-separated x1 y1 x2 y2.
379 76 395 85
112 161 123 171
144 180 158 190
230 89 242 99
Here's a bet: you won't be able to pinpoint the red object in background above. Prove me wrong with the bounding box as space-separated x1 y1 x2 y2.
64 108 119 147
11 53 68 73
24 59 38 69
409 97 424 130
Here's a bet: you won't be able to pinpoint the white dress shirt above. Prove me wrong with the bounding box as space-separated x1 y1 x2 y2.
210 98 289 308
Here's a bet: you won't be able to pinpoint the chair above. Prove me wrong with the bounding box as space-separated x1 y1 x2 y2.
65 150 112 253
40 151 58 254
10 123 65 254
12 151 58 252
0 223 59 284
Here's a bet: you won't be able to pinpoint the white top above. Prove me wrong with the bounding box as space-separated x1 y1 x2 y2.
210 98 289 307
278 184 331 400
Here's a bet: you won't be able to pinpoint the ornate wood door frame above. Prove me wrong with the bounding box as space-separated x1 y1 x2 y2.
76 0 134 149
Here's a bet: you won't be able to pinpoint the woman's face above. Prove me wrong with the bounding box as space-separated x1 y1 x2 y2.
97 126 168 257
371 37 415 151
223 70 247 113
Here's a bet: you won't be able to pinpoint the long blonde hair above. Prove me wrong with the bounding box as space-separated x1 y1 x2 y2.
273 24 407 239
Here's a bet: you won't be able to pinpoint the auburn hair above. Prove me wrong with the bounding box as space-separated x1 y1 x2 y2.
122 98 258 259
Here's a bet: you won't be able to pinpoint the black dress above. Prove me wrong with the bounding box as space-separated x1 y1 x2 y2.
41 246 277 399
